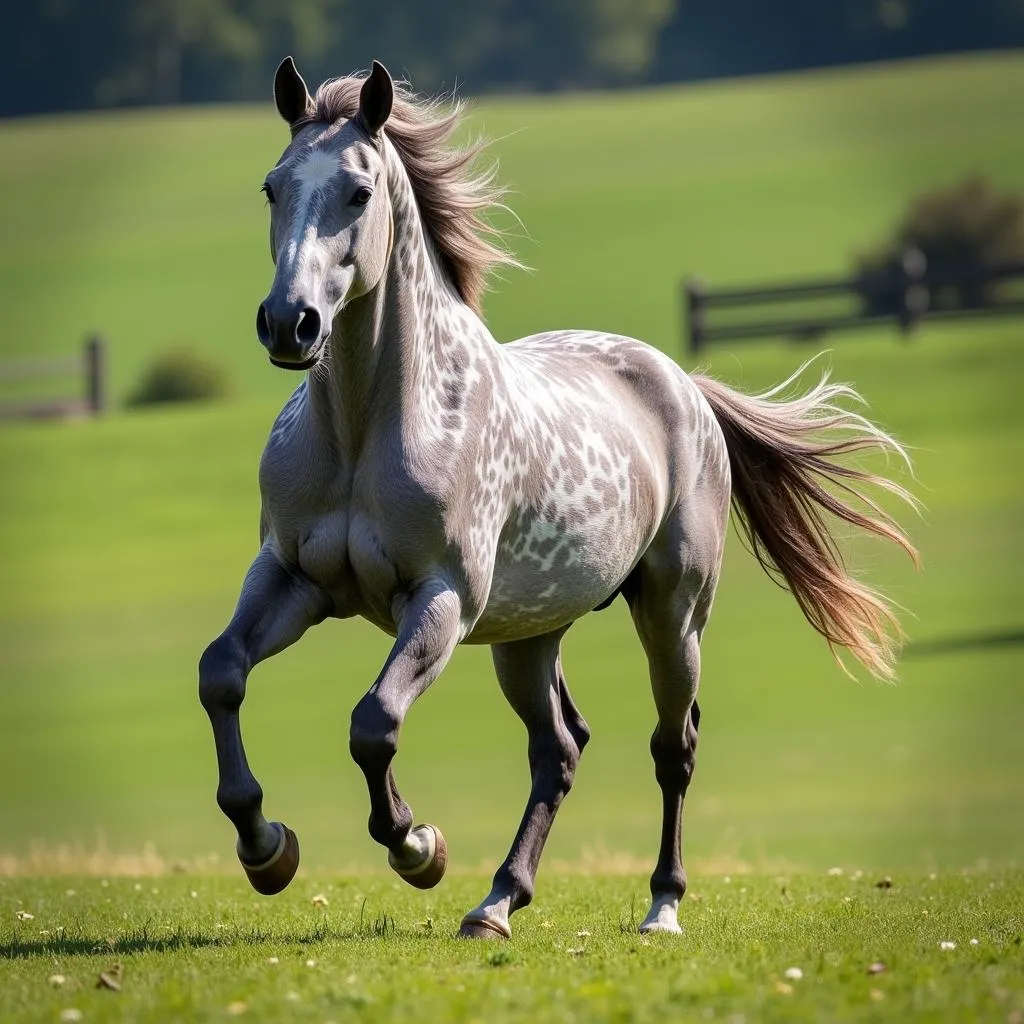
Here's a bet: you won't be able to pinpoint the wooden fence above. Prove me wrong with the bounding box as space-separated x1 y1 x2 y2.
684 254 1024 354
0 334 107 420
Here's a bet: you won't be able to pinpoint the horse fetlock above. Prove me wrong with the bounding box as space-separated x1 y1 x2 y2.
509 876 535 913
216 778 264 821
388 823 447 889
234 818 281 864
492 863 535 912
650 864 687 902
367 802 414 850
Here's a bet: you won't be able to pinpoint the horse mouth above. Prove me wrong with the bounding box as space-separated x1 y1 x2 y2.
268 338 327 371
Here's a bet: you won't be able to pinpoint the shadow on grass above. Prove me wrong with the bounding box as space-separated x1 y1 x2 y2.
906 627 1024 658
0 911 417 960
1 926 226 960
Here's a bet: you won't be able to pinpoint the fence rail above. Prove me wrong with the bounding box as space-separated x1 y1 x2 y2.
684 255 1024 354
0 335 107 420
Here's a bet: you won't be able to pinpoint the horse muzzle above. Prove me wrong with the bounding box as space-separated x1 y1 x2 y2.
256 298 328 370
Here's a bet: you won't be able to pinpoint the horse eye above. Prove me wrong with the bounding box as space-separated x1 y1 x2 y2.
352 186 373 207
261 182 275 204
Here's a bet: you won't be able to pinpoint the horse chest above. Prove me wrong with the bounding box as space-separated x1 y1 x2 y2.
265 448 441 629
295 511 350 586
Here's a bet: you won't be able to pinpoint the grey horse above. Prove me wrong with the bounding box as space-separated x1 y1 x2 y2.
198 59 917 939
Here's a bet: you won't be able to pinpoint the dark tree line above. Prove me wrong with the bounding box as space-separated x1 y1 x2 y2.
4 0 1023 118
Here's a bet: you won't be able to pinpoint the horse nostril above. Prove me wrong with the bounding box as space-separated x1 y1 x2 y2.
295 307 322 347
256 304 272 345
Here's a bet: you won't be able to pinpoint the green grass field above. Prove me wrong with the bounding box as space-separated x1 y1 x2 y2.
1 53 1023 1021
3 874 1022 1023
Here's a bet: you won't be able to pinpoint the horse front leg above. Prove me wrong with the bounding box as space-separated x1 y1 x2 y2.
198 546 330 894
348 580 462 889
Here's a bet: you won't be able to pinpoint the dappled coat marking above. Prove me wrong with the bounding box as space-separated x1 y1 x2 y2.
198 58 917 940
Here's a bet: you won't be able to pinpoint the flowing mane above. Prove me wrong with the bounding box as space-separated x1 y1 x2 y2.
294 73 521 314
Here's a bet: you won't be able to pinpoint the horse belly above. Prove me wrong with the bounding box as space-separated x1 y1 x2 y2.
467 523 642 644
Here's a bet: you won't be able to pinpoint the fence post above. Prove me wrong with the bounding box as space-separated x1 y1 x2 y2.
684 277 707 356
900 248 928 338
84 334 107 415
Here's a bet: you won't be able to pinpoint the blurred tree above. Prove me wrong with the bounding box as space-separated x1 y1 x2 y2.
1 0 1022 117
127 346 233 406
653 0 1024 82
487 0 677 88
855 177 1024 314
97 0 260 106
233 0 348 99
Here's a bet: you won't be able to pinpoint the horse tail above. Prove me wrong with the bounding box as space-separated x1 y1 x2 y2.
691 363 919 681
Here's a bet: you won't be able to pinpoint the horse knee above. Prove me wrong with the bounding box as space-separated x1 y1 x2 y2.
530 729 580 799
650 719 698 791
199 634 246 712
349 695 400 770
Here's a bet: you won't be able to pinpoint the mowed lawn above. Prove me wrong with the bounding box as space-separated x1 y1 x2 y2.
0 52 1022 1023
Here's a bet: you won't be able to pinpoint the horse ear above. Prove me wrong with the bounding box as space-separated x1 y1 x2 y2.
274 56 313 128
357 61 394 137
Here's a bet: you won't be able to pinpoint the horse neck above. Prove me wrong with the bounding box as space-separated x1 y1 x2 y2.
309 142 492 454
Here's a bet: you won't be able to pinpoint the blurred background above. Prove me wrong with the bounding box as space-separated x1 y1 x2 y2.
1 1 1022 877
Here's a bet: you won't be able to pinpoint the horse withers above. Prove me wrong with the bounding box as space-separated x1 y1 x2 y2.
198 58 917 939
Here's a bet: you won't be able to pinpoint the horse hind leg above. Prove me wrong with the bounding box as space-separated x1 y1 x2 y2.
628 509 721 934
459 627 589 939
641 633 701 934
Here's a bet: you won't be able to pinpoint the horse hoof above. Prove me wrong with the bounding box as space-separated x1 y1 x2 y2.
239 822 299 895
388 824 447 890
458 914 511 940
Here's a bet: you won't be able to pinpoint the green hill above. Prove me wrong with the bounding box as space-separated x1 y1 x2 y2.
0 53 1021 873
1 51 1021 399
